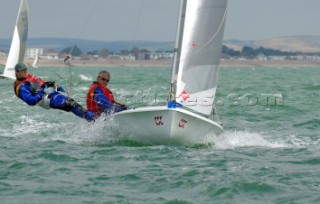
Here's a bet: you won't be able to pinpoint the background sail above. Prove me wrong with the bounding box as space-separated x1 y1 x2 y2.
32 54 39 68
175 0 228 115
3 0 28 79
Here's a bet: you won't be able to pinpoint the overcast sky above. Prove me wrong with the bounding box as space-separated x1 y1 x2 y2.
0 0 319 42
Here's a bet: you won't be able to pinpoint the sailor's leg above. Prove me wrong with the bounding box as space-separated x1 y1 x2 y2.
66 97 95 122
69 101 95 122
49 93 95 122
49 92 72 111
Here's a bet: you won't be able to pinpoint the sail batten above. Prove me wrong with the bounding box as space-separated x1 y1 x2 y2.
174 0 228 115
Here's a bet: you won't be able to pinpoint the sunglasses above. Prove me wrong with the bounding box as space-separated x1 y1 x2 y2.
100 77 110 82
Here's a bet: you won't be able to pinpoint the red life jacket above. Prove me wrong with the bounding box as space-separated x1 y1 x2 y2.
86 82 115 116
13 74 45 98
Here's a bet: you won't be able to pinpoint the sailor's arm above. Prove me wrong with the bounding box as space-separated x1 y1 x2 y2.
19 84 44 106
94 88 114 110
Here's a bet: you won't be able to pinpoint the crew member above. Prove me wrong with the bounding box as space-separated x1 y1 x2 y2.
14 63 95 122
86 70 127 117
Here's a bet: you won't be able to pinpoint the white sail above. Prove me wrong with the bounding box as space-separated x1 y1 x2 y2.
174 0 228 115
32 54 39 68
1 0 28 79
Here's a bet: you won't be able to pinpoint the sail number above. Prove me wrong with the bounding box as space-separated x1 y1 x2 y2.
154 116 164 126
178 119 188 128
154 116 188 128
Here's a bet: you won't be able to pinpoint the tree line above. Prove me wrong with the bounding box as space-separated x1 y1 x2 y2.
60 45 320 57
60 46 157 57
222 45 320 58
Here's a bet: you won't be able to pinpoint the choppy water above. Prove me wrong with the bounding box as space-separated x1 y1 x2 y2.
0 66 319 203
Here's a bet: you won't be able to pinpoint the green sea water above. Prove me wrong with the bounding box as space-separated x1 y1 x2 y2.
0 66 319 203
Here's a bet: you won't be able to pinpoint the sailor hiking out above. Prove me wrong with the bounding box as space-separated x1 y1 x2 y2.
13 63 95 122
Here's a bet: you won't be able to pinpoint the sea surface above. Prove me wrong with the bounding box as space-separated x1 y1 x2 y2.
0 66 319 203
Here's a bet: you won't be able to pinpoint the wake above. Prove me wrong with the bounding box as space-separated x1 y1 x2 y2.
207 130 319 150
209 130 291 150
3 114 318 149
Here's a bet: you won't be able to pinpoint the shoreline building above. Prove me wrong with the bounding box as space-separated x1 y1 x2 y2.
26 48 43 59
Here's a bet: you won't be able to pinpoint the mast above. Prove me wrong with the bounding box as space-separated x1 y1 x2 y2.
169 0 187 102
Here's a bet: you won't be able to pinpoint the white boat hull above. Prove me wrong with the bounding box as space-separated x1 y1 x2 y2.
112 106 223 145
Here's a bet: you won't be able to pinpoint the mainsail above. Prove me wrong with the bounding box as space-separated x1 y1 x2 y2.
2 0 29 79
173 0 228 115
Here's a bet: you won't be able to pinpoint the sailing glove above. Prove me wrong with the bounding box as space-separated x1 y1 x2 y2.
57 85 66 92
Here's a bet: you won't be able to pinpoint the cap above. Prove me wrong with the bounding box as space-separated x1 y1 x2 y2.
15 63 28 72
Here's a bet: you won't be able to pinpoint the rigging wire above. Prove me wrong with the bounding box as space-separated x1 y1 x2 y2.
69 0 102 54
129 0 146 47
55 73 87 96
55 73 104 106
57 0 102 97
54 0 150 106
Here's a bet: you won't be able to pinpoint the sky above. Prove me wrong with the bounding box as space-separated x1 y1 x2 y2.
0 0 320 42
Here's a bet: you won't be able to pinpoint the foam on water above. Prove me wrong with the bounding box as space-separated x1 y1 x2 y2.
3 112 317 150
208 129 320 150
49 126 294 149
5 114 314 149
48 114 122 146
9 115 61 137
79 74 93 81
78 86 89 92
207 130 291 150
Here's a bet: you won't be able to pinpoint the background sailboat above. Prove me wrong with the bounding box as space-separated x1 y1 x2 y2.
28 54 39 68
111 0 228 145
0 0 28 79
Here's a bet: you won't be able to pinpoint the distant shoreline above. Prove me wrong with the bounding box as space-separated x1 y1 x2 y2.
1 57 320 68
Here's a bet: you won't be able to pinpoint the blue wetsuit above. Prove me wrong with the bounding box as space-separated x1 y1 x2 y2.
93 87 124 113
16 82 95 122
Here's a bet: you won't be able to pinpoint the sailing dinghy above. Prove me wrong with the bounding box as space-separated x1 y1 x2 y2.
0 0 28 79
31 54 39 68
112 0 228 145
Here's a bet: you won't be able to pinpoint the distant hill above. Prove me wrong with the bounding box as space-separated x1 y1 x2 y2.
1 35 320 53
225 35 320 52
0 38 175 53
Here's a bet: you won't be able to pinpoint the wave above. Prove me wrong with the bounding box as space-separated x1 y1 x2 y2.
79 74 93 81
209 130 290 150
293 118 320 130
48 115 120 145
3 114 318 149
1 114 62 138
54 127 292 149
